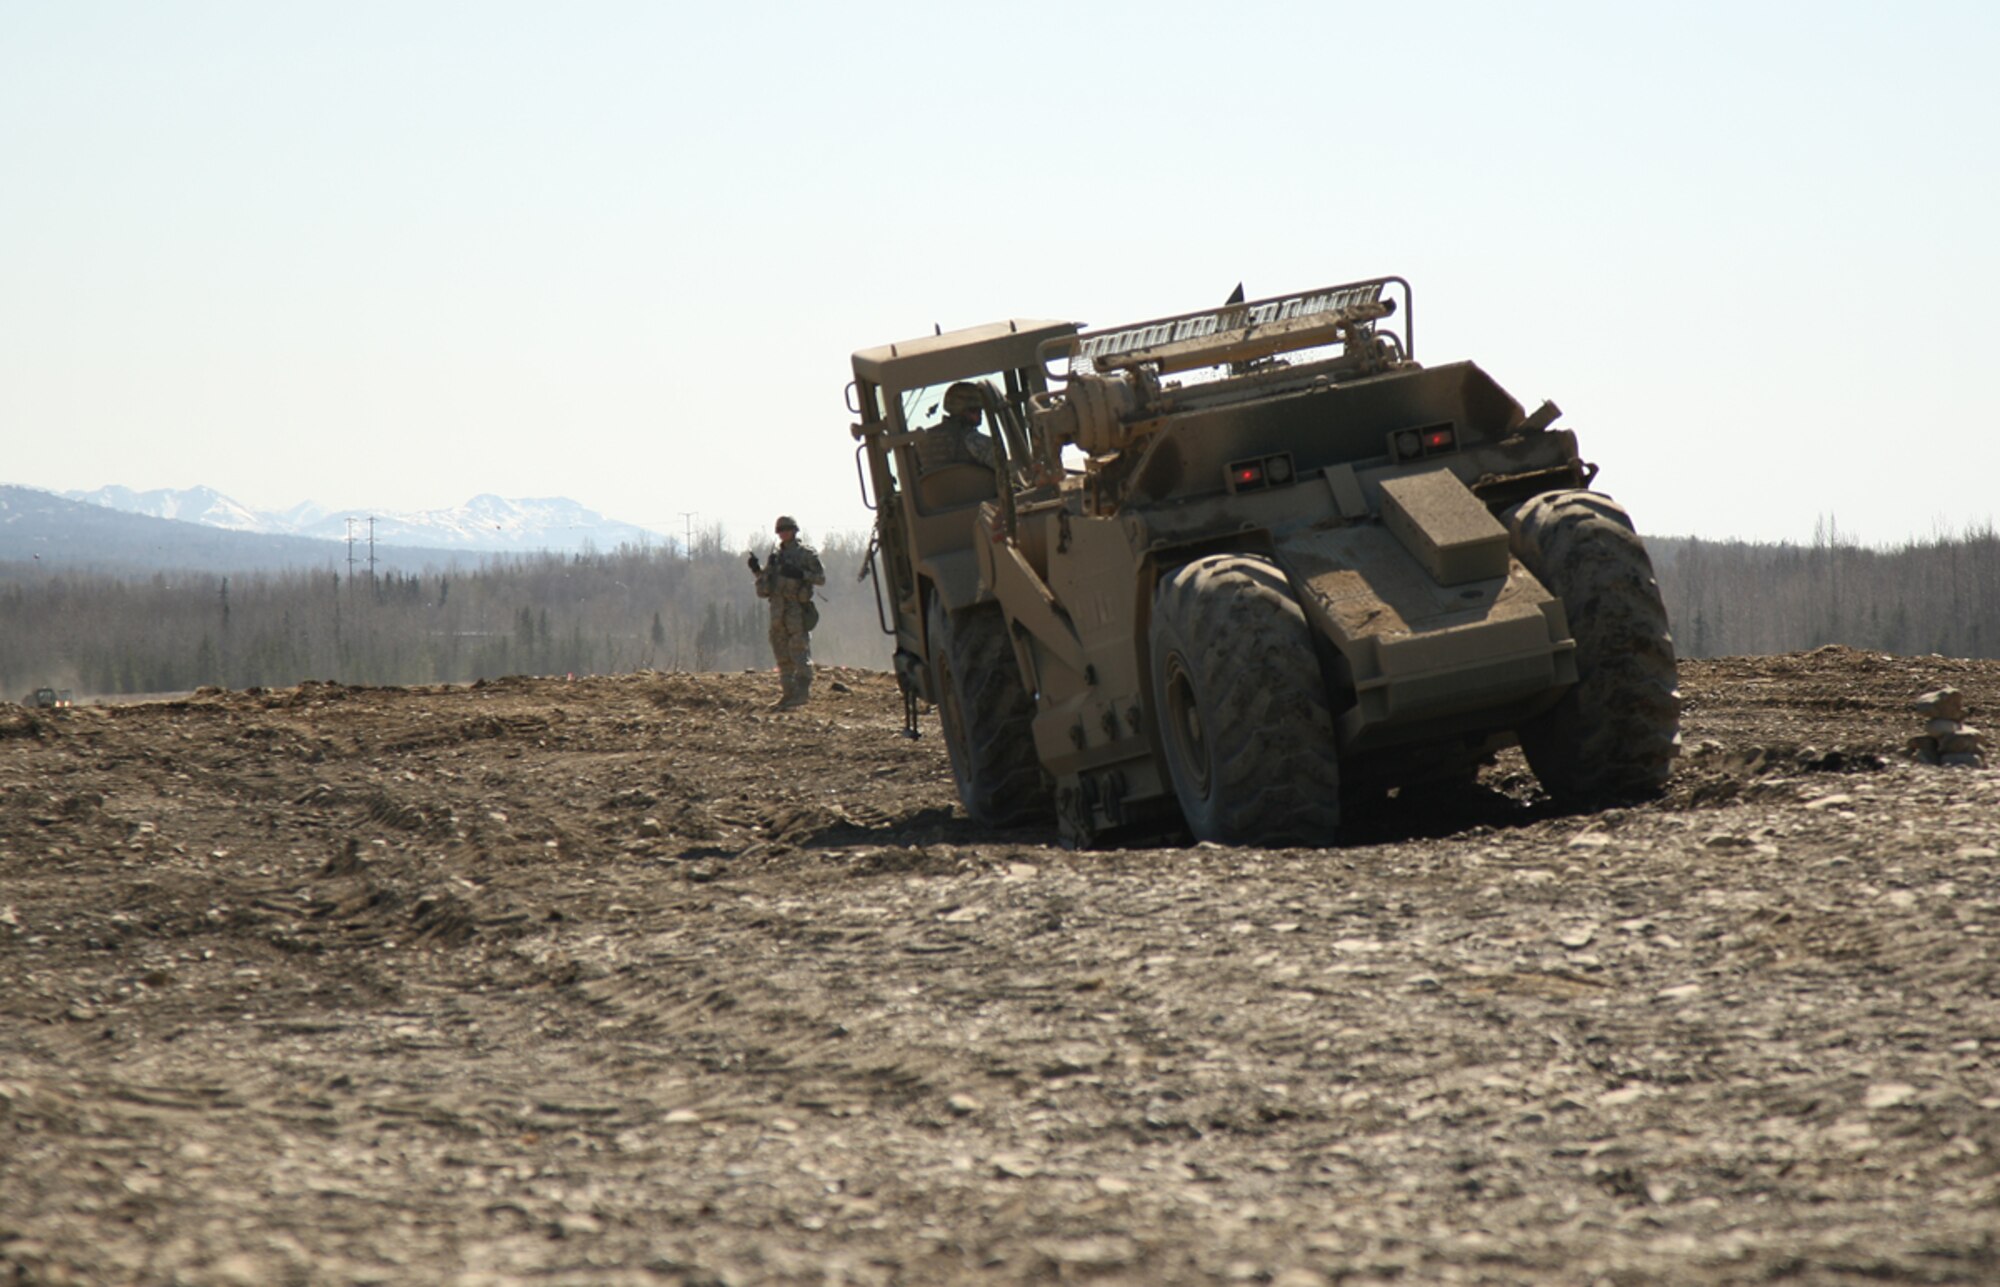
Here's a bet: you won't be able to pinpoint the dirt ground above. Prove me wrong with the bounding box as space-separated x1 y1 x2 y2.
2 646 1998 1286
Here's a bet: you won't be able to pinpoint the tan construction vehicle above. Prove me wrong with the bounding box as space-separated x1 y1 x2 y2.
850 278 1679 846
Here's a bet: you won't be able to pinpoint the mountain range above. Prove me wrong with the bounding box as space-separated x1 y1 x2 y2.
57 486 666 554
0 485 669 576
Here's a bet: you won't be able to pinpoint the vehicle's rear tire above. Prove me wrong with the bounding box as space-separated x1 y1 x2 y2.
1509 490 1681 801
929 597 1049 826
1149 555 1341 846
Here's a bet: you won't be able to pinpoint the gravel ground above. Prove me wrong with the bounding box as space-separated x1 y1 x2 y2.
2 647 1997 1285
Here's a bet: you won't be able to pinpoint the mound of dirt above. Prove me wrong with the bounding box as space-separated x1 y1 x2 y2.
2 652 1997 1284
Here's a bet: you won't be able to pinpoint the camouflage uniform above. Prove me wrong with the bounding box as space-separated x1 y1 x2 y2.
753 523 826 708
914 382 999 474
914 414 998 473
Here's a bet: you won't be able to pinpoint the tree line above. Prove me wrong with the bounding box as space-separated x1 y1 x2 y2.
1649 521 1998 659
0 531 893 698
2 520 1994 698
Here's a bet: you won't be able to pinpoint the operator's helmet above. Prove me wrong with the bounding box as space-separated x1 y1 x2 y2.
774 515 799 534
942 382 985 418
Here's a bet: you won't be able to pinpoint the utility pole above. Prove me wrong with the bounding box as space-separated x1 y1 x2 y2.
678 511 699 558
367 517 377 587
345 518 357 588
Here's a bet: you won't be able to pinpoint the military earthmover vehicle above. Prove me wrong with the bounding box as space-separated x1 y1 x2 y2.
850 278 1679 846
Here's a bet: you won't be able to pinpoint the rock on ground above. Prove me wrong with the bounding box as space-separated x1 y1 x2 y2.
1 648 1998 1285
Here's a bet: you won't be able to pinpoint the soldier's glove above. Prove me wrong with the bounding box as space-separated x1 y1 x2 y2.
780 564 805 580
747 554 761 573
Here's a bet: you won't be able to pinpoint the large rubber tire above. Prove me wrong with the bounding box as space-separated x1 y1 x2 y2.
928 597 1049 826
1149 555 1342 846
1510 490 1681 801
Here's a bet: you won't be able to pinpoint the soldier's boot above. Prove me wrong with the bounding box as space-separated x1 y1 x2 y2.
776 669 807 710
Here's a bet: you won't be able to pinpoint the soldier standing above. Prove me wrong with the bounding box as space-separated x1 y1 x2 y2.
749 515 826 709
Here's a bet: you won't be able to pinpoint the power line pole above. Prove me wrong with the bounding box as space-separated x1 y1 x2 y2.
367 517 377 586
345 518 357 588
678 511 699 558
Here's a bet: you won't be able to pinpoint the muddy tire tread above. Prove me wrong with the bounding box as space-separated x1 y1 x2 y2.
1151 555 1341 845
931 599 1048 825
1510 490 1682 800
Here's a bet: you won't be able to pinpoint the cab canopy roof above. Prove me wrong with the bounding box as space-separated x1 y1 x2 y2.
851 318 1077 391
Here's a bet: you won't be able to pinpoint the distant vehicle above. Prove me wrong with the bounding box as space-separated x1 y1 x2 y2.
26 688 73 709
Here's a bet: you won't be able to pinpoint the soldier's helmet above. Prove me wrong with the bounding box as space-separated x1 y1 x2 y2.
942 382 985 418
774 515 799 533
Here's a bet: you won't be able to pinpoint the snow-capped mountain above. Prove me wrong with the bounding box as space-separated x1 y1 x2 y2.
63 485 278 534
292 494 665 552
60 486 665 554
270 499 329 529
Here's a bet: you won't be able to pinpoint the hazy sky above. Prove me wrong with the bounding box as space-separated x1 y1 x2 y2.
3 1 1995 549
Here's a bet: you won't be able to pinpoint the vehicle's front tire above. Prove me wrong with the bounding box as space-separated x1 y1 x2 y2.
1509 490 1681 801
1149 555 1341 846
928 597 1049 826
